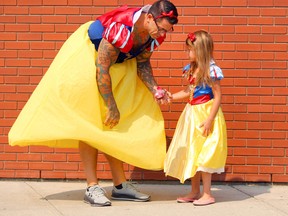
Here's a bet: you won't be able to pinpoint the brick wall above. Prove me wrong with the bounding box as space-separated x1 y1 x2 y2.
1 0 287 183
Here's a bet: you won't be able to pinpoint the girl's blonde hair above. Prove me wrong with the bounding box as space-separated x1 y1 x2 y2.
186 30 214 86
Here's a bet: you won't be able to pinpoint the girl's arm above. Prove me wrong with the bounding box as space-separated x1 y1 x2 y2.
200 80 222 136
172 86 190 100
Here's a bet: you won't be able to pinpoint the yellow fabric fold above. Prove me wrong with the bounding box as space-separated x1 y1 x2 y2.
164 100 227 183
9 22 166 171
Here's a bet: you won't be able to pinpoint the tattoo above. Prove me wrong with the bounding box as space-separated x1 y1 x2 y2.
96 39 120 108
132 26 149 50
136 49 157 92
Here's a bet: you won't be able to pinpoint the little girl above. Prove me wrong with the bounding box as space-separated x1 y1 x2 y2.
164 30 227 206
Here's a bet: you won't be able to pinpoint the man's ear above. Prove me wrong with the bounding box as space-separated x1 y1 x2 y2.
145 13 154 24
146 13 154 20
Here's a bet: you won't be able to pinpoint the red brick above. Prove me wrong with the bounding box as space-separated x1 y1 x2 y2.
248 0 274 6
43 0 68 5
275 17 288 25
54 148 78 153
272 140 288 148
260 166 285 174
275 52 288 61
66 171 86 179
143 171 167 180
97 171 113 180
245 174 271 182
235 79 260 87
209 26 235 34
234 148 259 156
247 157 272 165
29 146 54 153
41 171 66 179
262 44 287 52
54 162 79 171
0 153 17 161
261 8 286 16
234 130 260 139
182 7 208 16
273 158 288 165
5 145 29 153
42 16 67 24
227 139 246 147
247 105 273 113
260 148 285 157
234 8 260 16
55 24 80 33
261 131 286 139
29 162 54 170
17 153 42 161
17 33 42 41
233 165 258 174
247 140 272 148
15 170 40 178
234 96 260 104
226 156 246 165
0 170 15 178
4 6 29 14
222 174 245 182
196 0 221 6
5 161 29 170
29 7 54 15
226 121 246 130
248 122 273 130
273 108 288 118
272 175 288 183
43 154 67 162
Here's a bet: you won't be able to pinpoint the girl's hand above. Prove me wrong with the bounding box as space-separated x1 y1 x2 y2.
199 119 213 136
162 90 172 104
155 88 172 104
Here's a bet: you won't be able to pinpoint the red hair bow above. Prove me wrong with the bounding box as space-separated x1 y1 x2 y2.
154 10 176 19
188 33 196 43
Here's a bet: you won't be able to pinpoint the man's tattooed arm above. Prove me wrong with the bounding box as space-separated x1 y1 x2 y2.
96 39 120 127
136 49 158 93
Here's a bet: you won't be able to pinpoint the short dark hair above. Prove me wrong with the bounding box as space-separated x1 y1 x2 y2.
148 0 178 25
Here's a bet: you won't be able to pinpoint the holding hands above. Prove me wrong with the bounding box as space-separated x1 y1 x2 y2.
154 86 172 104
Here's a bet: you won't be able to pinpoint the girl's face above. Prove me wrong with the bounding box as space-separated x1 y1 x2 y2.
187 45 196 62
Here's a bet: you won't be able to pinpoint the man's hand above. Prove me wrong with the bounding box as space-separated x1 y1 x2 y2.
104 104 120 129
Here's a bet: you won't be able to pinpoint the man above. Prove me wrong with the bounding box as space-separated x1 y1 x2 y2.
9 0 178 207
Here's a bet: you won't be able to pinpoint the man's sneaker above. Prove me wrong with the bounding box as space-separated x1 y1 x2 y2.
111 182 150 202
84 185 111 207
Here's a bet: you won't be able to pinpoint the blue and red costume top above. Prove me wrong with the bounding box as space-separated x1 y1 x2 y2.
183 60 224 105
88 5 166 63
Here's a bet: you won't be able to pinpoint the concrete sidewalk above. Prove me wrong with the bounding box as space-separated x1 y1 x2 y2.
0 180 287 216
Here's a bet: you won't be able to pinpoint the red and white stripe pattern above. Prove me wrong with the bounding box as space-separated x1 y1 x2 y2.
103 22 133 53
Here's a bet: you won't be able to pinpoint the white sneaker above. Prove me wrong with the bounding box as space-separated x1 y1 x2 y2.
84 185 111 207
111 182 150 202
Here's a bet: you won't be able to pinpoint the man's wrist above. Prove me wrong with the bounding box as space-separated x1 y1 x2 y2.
154 86 165 99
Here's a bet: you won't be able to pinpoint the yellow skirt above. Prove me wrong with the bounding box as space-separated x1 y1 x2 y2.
164 100 227 183
8 21 166 171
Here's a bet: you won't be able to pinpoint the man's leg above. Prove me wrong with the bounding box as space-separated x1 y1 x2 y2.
105 154 126 185
79 141 111 207
79 141 98 186
105 154 150 202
